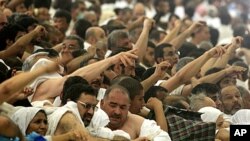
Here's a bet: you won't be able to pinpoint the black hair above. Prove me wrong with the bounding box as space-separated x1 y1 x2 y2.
54 9 72 24
0 24 26 50
33 0 51 9
192 83 220 95
15 15 38 30
141 67 156 81
53 0 72 12
116 76 143 100
62 76 89 104
144 86 168 102
74 19 92 40
62 84 96 105
155 43 172 62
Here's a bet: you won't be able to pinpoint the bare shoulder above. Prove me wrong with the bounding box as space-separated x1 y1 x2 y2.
55 112 79 135
128 113 145 122
127 113 145 128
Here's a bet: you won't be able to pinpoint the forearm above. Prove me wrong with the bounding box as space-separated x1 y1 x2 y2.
161 52 211 92
0 69 44 102
170 28 192 50
158 23 181 46
154 107 168 132
200 58 217 76
69 57 112 82
177 52 211 83
181 84 193 97
141 74 160 92
66 53 95 74
198 69 227 84
135 27 150 62
1 30 37 59
6 0 25 10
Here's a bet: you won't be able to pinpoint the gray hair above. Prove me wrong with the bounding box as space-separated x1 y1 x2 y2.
176 57 194 72
108 29 129 50
189 93 208 112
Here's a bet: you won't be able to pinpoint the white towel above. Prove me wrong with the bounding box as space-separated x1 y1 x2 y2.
139 119 172 141
231 109 250 125
46 107 69 135
28 58 63 102
198 106 223 123
11 107 42 135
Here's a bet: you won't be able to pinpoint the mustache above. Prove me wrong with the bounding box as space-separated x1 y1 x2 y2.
110 114 121 119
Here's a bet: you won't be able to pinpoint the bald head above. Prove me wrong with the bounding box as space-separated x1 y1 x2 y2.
132 3 145 20
85 27 105 44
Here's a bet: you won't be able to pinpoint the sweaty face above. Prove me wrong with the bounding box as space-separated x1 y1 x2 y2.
221 86 243 115
26 111 48 136
77 94 97 127
101 89 130 130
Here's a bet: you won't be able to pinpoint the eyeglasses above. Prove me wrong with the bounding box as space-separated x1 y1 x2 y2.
78 101 98 112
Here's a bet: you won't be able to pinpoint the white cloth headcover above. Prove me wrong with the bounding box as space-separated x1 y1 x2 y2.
11 107 43 135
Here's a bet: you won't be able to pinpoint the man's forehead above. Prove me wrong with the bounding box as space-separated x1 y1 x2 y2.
221 86 240 95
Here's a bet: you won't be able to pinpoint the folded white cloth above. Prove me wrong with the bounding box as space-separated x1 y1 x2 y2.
46 107 69 135
231 109 250 125
139 119 172 141
87 108 130 140
198 106 223 123
28 58 63 102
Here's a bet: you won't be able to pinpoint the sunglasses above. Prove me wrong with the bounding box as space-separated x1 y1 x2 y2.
78 101 98 112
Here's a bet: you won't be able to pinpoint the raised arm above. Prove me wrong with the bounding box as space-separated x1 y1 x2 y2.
141 61 171 92
212 37 243 68
157 20 182 46
199 66 246 84
160 46 225 92
134 18 154 62
0 61 58 104
69 49 138 82
0 25 46 59
66 45 96 74
170 21 204 50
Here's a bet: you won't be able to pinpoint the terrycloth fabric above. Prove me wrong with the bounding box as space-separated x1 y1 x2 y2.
46 107 69 135
47 101 85 135
139 119 172 141
198 107 223 123
231 109 250 125
28 58 63 102
62 101 85 126
11 107 43 135
167 114 216 141
0 102 20 117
